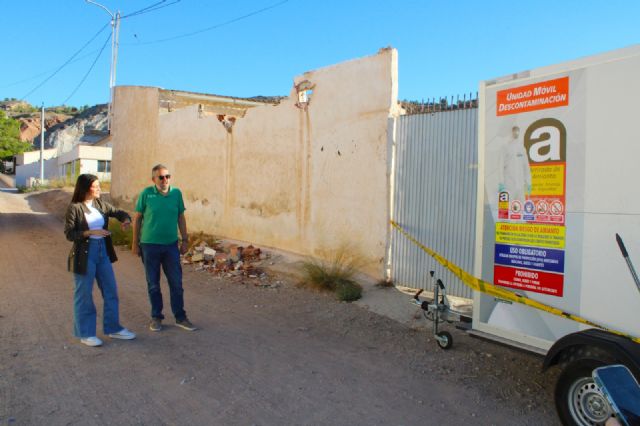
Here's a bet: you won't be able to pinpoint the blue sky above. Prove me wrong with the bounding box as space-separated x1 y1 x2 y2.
1 0 639 107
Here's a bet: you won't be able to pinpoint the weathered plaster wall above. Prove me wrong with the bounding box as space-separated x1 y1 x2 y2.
110 86 160 198
111 48 398 276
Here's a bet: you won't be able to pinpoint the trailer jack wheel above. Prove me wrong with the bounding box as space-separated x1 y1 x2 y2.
436 331 453 350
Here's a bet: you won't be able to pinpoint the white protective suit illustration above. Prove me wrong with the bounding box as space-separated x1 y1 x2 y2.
498 126 531 204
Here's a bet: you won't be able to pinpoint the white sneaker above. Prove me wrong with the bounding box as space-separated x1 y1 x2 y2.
108 328 136 340
80 336 103 347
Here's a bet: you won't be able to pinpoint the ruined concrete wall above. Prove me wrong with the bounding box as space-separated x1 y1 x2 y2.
111 49 397 276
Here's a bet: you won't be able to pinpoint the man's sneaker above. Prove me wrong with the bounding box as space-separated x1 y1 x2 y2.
80 336 103 347
149 318 162 332
108 328 136 340
175 318 197 331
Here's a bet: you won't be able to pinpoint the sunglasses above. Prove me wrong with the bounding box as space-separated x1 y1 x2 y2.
157 174 171 180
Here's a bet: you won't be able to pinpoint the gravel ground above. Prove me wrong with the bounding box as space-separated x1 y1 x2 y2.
0 188 561 425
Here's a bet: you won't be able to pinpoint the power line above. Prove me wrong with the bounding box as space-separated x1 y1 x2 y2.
122 0 167 18
0 49 104 89
122 0 182 19
61 32 112 105
20 22 110 101
122 0 288 46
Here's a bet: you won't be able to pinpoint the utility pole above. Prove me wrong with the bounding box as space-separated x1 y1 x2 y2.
86 0 120 132
39 103 44 183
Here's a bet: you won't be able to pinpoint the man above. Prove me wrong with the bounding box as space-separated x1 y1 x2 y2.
132 164 196 332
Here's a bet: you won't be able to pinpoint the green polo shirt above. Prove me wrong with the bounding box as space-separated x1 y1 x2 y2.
135 185 186 244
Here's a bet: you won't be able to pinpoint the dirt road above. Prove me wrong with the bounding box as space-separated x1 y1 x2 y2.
0 188 560 425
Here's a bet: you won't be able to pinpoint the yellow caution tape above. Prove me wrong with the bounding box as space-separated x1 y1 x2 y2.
391 220 640 344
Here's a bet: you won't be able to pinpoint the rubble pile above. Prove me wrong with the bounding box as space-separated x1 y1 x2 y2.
183 237 280 288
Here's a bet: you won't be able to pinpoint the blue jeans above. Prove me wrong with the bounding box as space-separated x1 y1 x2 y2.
73 239 122 338
140 242 186 321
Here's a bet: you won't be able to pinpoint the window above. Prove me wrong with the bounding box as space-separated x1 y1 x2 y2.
97 160 111 173
295 80 315 110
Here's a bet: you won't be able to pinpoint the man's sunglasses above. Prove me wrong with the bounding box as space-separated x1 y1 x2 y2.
157 174 171 180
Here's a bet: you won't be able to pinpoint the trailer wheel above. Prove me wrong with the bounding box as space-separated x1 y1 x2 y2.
555 358 612 426
436 331 453 350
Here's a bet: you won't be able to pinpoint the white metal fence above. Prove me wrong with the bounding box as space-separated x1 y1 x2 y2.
390 107 478 299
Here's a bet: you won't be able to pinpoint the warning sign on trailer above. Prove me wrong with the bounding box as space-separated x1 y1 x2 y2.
486 72 576 297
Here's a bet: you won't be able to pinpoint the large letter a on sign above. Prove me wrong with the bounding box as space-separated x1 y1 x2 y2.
524 118 567 164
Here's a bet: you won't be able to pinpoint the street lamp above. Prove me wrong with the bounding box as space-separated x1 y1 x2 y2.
86 0 120 132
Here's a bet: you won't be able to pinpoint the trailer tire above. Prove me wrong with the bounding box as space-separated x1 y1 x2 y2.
555 355 613 426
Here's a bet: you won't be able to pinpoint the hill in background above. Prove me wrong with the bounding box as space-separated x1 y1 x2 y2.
0 99 107 151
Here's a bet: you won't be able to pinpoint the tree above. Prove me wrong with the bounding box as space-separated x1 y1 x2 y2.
0 110 31 159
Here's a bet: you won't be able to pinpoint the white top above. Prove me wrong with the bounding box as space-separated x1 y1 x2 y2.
84 201 105 239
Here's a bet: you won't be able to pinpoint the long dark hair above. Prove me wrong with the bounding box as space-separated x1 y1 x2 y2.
71 174 98 203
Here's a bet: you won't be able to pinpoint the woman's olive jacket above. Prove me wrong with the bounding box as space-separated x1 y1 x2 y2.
64 198 131 275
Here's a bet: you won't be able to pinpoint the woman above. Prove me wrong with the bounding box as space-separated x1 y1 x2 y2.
64 174 136 347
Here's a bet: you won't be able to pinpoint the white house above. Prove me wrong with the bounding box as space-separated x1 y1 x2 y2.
58 144 112 182
14 144 112 187
14 149 58 187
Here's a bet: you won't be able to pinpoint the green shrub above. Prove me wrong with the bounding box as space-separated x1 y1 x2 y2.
301 259 340 291
335 279 363 302
300 247 363 302
301 253 356 291
17 185 39 193
0 110 31 158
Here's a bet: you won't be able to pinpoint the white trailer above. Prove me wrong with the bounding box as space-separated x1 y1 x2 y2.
474 45 640 425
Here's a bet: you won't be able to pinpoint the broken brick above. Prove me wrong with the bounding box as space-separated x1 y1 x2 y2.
229 245 243 262
243 245 261 259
